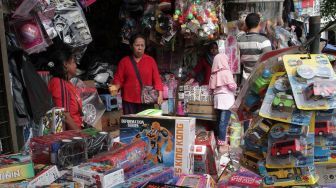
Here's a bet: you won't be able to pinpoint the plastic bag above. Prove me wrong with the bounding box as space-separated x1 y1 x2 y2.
71 78 105 127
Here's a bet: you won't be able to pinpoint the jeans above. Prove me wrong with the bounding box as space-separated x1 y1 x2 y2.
217 110 231 141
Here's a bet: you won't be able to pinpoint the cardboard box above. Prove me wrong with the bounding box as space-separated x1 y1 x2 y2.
28 165 60 187
37 182 84 188
120 115 196 175
115 166 174 188
187 101 216 115
0 153 35 183
95 110 122 132
192 145 219 177
73 163 124 188
176 174 216 188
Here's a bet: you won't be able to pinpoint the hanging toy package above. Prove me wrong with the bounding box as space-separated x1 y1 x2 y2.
53 0 92 48
12 17 49 54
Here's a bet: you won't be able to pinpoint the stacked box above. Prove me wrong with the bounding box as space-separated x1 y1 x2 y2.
115 166 174 188
0 153 35 184
120 115 196 175
73 163 124 188
28 165 60 187
89 140 147 172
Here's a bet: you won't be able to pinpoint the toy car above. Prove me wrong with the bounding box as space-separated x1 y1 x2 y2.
248 119 271 143
240 151 263 170
251 69 272 95
272 92 296 112
271 139 303 156
267 168 296 180
304 80 336 100
315 121 333 136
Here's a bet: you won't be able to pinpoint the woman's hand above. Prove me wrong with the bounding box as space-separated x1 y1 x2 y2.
109 84 120 96
157 91 163 105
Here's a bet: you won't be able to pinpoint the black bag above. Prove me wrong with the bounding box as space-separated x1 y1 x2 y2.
129 56 158 104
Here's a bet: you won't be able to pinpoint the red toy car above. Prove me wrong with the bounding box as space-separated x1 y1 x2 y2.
315 121 333 136
271 139 303 156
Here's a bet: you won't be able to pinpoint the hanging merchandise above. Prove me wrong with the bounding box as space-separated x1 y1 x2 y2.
37 6 58 40
11 17 49 54
71 78 105 127
174 0 219 40
120 18 137 44
224 35 240 74
52 0 92 48
39 107 65 136
79 0 96 8
12 0 39 18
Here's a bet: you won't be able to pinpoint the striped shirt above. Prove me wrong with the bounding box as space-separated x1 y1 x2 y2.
238 32 272 81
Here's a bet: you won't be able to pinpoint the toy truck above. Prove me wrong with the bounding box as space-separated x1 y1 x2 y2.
251 69 272 95
304 80 336 101
272 92 296 112
248 119 271 144
315 121 333 136
271 139 303 156
241 151 263 170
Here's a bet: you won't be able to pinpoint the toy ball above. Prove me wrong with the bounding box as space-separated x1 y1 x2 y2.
19 23 40 43
262 69 272 78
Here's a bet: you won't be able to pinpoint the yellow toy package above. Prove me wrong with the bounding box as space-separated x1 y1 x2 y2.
259 72 314 126
283 54 336 110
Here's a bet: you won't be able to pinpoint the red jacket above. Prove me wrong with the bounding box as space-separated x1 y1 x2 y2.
190 58 212 85
48 77 83 128
113 54 163 103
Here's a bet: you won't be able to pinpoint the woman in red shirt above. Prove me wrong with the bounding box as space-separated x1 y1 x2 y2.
48 48 83 130
110 34 163 114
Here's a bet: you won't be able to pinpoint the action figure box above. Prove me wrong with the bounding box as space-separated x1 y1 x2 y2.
114 165 174 188
120 115 196 175
0 153 35 184
28 165 60 187
72 162 124 188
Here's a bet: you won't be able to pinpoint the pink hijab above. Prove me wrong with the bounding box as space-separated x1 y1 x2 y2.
209 53 236 89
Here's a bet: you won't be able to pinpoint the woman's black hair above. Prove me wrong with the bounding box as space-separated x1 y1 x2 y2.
49 47 73 80
129 33 146 46
207 42 218 52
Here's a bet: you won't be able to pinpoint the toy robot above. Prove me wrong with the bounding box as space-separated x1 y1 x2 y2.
133 122 174 164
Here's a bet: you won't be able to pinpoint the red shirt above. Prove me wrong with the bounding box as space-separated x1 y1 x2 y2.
191 58 212 85
48 77 83 128
113 54 163 103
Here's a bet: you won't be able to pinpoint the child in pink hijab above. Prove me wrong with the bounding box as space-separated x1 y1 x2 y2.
209 53 237 153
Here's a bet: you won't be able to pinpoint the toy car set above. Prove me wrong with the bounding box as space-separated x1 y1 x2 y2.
283 54 336 110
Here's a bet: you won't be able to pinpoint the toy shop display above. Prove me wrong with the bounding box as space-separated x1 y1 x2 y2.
115 166 174 188
265 116 315 169
174 0 220 40
73 163 124 188
0 153 35 184
283 54 336 110
231 47 301 121
39 107 65 136
314 109 336 164
119 115 196 175
259 72 314 126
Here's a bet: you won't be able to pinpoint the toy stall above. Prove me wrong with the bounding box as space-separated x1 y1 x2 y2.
2 0 336 188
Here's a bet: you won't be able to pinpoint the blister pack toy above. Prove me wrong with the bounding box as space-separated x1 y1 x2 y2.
12 17 49 54
258 161 319 187
231 47 301 121
259 72 314 126
283 54 336 110
265 116 315 169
